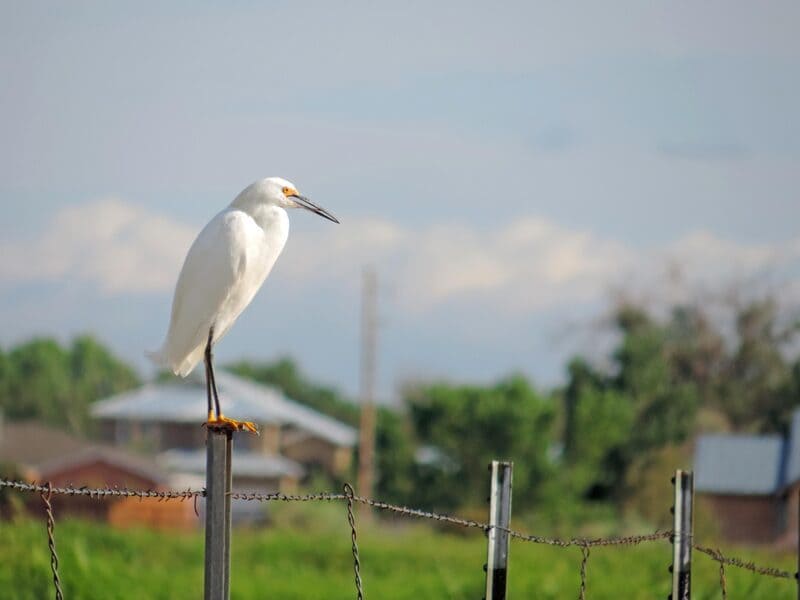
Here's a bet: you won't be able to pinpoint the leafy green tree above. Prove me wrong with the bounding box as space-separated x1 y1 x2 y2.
720 299 798 431
374 408 415 503
562 358 606 463
562 294 800 509
613 306 699 455
566 385 633 500
4 338 73 426
405 375 554 510
70 335 140 432
0 335 140 434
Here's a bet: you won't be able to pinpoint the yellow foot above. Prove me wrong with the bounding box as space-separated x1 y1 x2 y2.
204 413 259 434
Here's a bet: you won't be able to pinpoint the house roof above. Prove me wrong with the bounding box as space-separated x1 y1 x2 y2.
37 446 167 484
694 434 785 495
160 449 305 480
0 421 90 469
0 420 167 485
91 370 357 447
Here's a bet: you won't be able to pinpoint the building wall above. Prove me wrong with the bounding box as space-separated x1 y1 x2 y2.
99 419 206 452
42 460 159 490
773 483 799 549
282 436 352 476
702 493 781 544
109 496 198 531
233 474 284 492
34 459 163 523
244 423 280 455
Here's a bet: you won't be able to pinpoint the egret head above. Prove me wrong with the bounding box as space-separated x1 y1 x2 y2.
261 177 339 224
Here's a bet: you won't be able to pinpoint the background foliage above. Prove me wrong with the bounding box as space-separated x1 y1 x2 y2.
2 293 799 522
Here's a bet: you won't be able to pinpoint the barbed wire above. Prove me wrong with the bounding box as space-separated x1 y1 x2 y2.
693 543 794 579
578 543 590 600
40 483 64 600
1 479 202 501
1 477 796 596
343 483 364 600
707 547 728 600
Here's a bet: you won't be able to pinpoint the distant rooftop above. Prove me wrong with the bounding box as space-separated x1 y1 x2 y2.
91 370 357 447
695 408 800 496
0 420 89 469
0 420 167 484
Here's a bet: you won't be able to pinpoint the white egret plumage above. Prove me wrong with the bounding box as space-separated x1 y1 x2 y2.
148 177 339 432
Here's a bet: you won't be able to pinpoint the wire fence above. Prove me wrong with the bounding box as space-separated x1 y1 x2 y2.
1 477 797 599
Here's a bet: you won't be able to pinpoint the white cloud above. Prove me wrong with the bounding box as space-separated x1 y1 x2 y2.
284 216 800 315
0 199 195 295
3 199 799 319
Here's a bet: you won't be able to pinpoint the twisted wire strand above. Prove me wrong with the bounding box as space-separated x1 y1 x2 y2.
693 544 793 579
578 543 590 600
343 484 364 600
709 548 728 600
40 483 64 600
3 479 202 501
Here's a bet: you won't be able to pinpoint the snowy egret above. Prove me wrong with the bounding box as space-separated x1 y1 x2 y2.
148 177 339 432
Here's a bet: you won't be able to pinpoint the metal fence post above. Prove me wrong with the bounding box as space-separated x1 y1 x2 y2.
671 469 693 600
485 461 513 600
204 428 233 600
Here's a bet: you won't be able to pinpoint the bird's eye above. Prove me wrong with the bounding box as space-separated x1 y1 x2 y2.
282 187 290 195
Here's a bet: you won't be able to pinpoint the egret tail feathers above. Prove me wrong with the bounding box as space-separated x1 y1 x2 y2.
145 345 201 378
174 344 205 378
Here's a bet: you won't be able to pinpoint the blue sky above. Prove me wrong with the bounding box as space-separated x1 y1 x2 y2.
1 1 799 399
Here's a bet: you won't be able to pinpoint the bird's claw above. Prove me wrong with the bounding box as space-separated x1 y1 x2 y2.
204 414 259 435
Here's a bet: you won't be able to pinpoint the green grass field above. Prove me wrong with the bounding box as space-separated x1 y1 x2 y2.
0 502 795 599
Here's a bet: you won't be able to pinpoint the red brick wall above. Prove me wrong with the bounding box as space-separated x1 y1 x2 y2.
34 460 161 522
774 484 798 549
703 493 781 544
109 497 198 531
44 460 158 490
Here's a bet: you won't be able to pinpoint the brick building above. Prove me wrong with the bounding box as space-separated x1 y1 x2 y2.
0 420 196 529
694 410 800 547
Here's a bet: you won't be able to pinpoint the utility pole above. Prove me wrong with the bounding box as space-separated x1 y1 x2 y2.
357 266 378 520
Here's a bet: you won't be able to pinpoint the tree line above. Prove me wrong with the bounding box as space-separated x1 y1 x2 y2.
1 294 798 520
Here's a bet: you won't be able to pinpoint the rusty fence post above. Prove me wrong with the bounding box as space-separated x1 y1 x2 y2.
671 470 694 600
204 428 233 600
485 461 513 600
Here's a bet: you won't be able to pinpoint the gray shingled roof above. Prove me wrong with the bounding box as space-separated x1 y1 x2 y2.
0 421 91 469
0 421 168 484
37 446 168 485
91 370 356 447
694 433 785 495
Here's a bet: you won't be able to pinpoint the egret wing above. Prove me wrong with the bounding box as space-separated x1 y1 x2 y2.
154 210 261 376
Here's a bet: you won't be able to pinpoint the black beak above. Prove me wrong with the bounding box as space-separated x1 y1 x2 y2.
289 194 340 224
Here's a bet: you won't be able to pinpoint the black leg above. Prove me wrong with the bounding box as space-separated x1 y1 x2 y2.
206 326 222 417
204 341 213 419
